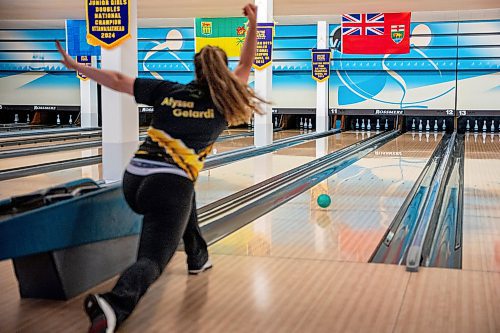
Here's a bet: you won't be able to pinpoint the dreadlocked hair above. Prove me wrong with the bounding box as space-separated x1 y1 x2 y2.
194 46 267 126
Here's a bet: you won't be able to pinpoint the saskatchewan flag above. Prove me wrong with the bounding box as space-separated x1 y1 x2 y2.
195 17 248 57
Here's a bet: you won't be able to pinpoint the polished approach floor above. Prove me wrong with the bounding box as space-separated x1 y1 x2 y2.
0 130 499 332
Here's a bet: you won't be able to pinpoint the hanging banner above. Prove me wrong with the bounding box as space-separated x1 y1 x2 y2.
86 0 131 49
76 56 92 80
194 17 248 57
253 22 274 70
311 49 331 82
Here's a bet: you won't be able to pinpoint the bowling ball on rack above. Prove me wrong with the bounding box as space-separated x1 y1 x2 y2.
317 194 331 208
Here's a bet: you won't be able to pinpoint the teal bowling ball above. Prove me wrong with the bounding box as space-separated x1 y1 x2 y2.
317 194 331 208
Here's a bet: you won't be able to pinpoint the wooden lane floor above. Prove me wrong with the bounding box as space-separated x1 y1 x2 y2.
0 147 102 171
209 133 441 262
462 133 500 273
0 133 498 333
195 132 362 207
1 253 498 332
0 130 300 172
211 129 301 154
0 134 101 151
0 128 243 152
0 163 102 200
0 130 307 200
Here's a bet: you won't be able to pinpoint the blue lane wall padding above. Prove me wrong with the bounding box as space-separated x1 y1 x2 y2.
0 183 141 260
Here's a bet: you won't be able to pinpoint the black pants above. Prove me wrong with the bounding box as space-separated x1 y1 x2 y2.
101 171 208 326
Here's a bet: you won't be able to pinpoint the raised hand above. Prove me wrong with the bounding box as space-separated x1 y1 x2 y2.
242 3 257 26
55 40 78 70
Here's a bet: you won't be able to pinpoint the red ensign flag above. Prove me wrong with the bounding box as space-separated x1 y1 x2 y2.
341 12 411 54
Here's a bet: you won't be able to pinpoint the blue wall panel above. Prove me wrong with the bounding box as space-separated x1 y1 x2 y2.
0 19 498 110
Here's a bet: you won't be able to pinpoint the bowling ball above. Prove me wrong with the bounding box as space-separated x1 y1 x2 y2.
317 194 331 208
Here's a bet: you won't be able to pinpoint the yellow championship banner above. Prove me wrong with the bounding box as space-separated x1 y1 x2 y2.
195 17 248 57
86 0 131 49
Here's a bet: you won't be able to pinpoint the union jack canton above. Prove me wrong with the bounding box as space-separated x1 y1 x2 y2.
342 13 385 36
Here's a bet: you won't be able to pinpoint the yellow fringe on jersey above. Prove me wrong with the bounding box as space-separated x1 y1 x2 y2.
147 127 210 181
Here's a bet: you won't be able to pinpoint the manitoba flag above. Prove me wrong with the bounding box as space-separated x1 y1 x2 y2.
341 12 411 54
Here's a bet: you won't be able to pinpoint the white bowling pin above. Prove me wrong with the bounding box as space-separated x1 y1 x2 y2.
367 119 371 131
56 114 61 125
474 120 478 132
274 117 278 128
425 120 430 132
361 119 365 130
411 118 416 131
308 118 312 129
355 118 360 130
299 117 303 129
466 119 470 132
14 113 19 124
69 115 73 125
418 119 423 132
491 120 495 133
385 119 389 130
376 119 380 130
26 114 30 123
434 120 438 132
482 120 487 132
442 119 446 132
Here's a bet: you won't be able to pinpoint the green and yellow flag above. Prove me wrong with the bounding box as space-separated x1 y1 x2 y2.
195 17 248 57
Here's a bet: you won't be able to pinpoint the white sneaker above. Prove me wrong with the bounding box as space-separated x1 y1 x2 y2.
84 294 117 333
188 259 213 275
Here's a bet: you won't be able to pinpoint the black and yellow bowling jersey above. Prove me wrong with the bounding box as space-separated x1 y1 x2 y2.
132 78 227 181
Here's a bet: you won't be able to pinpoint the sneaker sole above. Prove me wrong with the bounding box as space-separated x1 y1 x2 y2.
188 260 213 275
85 294 117 333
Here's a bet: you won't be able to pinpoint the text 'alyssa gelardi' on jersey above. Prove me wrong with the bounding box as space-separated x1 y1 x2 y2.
160 97 215 119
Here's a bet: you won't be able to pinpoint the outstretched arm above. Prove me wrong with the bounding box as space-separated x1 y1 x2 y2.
233 3 258 84
55 40 135 95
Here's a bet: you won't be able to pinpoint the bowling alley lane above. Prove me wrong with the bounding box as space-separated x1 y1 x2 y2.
209 132 442 263
0 135 99 151
0 130 327 201
0 146 102 171
195 131 362 207
211 129 302 154
0 130 300 173
0 129 103 151
462 133 500 272
0 163 103 200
